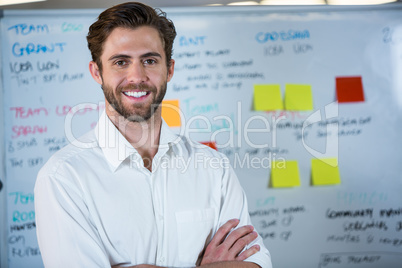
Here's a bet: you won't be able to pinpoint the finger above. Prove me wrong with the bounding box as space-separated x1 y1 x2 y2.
236 244 261 261
229 231 259 256
223 224 254 248
209 219 240 247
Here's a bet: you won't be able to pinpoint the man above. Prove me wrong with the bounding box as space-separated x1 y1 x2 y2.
35 2 272 268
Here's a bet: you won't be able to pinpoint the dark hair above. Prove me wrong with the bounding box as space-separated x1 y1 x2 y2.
87 2 176 72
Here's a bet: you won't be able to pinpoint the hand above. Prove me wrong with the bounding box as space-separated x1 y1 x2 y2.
200 219 260 266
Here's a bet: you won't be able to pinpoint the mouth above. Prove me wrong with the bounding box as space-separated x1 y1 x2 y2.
123 91 150 99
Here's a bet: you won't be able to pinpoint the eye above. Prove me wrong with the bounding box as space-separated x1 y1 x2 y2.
115 60 126 66
144 59 157 65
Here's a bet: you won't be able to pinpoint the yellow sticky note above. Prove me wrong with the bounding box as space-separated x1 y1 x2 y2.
271 160 301 188
311 158 341 186
285 84 313 111
161 99 181 127
254 84 283 111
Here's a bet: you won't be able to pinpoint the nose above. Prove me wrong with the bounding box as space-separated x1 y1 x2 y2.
127 62 147 84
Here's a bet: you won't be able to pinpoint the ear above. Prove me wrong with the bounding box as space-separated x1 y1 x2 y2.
89 61 103 85
167 59 175 82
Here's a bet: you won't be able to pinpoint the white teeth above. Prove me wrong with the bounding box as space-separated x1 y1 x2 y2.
124 91 147 98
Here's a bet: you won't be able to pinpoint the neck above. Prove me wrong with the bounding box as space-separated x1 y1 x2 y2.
106 106 162 171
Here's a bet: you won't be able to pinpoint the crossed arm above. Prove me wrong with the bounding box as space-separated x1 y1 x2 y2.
113 219 261 268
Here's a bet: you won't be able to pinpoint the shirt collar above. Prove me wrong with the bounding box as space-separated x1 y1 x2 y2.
95 111 185 172
159 118 183 154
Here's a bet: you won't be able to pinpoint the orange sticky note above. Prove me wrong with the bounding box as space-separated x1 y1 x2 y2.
200 141 218 150
311 158 341 186
285 84 313 111
253 84 283 111
336 76 365 103
271 160 301 188
161 99 181 127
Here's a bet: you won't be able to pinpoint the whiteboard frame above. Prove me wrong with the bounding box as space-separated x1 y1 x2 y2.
0 9 8 268
1 3 402 17
0 3 402 268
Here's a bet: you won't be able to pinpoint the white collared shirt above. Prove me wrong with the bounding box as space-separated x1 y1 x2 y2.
35 111 272 268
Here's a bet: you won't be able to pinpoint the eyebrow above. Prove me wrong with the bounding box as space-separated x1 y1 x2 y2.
108 52 162 62
141 52 162 59
108 54 130 62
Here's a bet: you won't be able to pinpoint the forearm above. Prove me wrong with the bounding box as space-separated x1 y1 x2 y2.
198 261 260 268
114 261 260 268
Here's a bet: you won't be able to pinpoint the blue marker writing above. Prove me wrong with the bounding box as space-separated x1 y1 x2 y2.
256 30 310 43
8 24 49 35
12 42 67 57
179 36 207 47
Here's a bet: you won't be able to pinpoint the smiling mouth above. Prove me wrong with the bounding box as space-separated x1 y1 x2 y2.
123 91 149 98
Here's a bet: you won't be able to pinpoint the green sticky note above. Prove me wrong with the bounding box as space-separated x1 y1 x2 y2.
271 160 301 188
254 84 283 111
285 84 313 111
311 158 341 186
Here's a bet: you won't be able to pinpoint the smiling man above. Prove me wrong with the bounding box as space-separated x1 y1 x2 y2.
34 2 272 268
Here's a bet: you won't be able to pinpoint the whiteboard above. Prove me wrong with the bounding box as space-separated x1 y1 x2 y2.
1 5 402 268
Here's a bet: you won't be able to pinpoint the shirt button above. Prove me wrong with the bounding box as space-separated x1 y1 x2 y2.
159 257 165 262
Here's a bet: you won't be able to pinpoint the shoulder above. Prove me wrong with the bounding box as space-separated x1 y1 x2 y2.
37 130 101 180
176 137 233 178
180 136 228 161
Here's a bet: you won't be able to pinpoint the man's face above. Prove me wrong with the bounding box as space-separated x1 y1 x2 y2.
90 26 174 122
